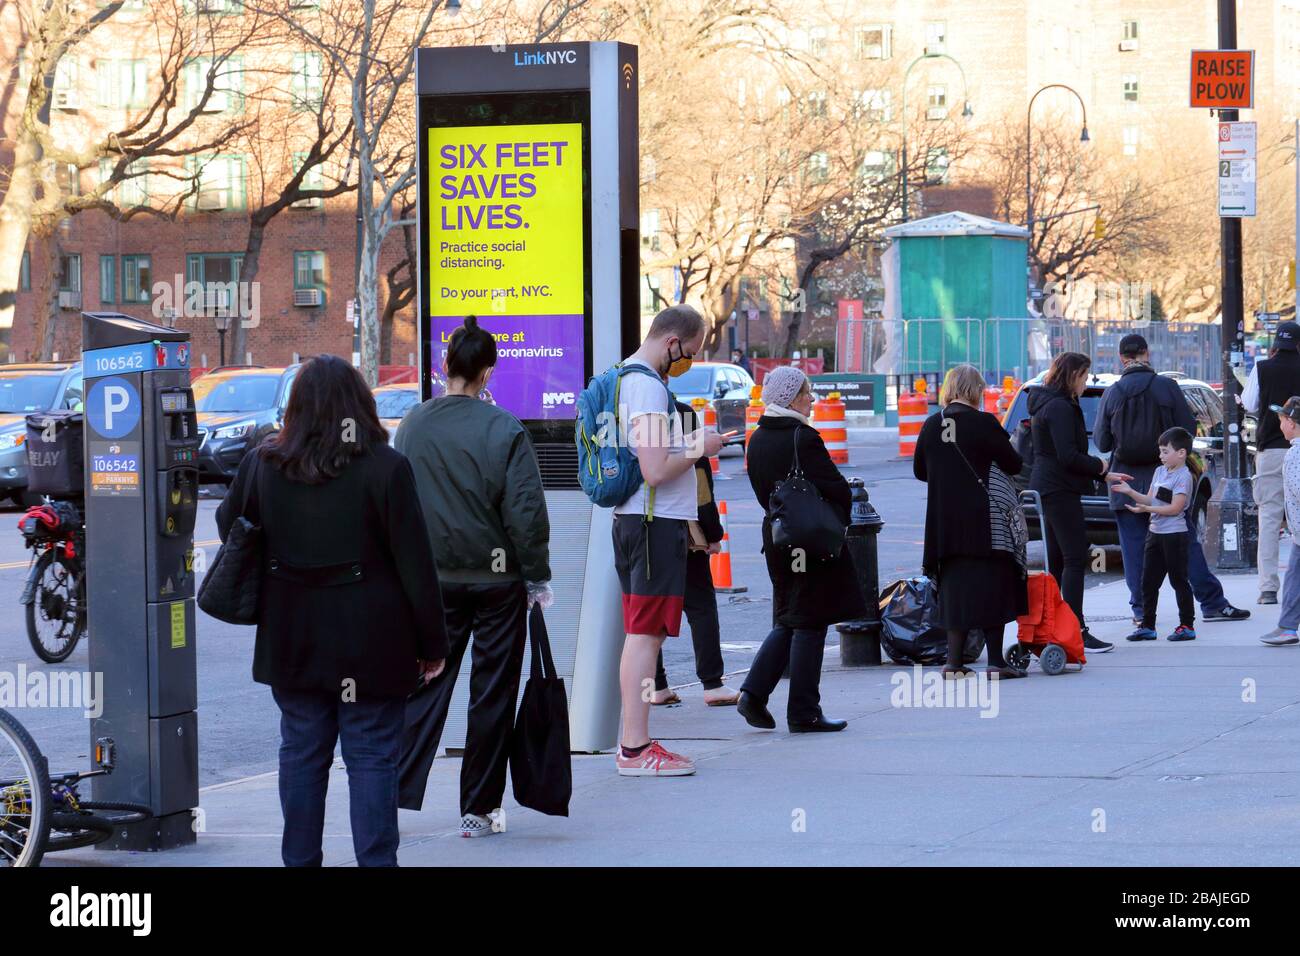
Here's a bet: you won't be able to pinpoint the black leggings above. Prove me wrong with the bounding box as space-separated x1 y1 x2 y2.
946 625 1008 669
1040 491 1090 633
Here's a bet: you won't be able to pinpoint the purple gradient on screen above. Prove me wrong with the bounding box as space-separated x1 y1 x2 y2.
430 313 585 421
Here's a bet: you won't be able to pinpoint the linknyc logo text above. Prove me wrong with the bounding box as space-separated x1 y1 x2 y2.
513 48 578 67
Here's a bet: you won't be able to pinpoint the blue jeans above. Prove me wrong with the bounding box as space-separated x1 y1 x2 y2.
1115 508 1227 619
1280 541 1300 631
273 687 406 867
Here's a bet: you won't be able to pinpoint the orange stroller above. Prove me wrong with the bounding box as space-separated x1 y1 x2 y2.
1007 490 1087 675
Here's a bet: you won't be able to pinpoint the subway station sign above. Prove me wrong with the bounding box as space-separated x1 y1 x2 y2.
1190 50 1254 109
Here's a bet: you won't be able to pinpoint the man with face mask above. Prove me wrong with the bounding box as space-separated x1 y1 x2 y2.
612 304 725 777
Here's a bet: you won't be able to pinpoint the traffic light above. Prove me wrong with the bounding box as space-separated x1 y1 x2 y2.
1094 216 1107 240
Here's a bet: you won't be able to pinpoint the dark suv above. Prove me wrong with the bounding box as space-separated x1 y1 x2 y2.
1002 372 1235 547
193 365 300 482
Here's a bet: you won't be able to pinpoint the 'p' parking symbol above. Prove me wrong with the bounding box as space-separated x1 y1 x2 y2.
87 377 142 439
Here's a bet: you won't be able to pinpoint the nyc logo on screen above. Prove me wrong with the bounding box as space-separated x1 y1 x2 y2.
542 392 576 407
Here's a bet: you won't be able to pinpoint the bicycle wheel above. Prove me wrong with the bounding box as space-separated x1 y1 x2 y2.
46 802 149 853
25 550 85 664
0 709 50 867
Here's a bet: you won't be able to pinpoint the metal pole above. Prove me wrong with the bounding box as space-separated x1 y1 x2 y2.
1207 0 1257 569
218 328 226 368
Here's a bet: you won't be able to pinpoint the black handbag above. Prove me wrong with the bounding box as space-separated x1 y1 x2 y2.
509 605 571 817
768 429 846 561
197 456 264 625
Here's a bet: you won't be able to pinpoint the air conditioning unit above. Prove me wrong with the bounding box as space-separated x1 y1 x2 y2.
52 89 79 110
196 188 227 211
57 290 82 311
926 106 948 120
293 288 324 308
1119 39 1138 52
291 195 322 209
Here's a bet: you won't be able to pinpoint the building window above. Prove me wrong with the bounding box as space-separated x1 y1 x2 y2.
641 209 660 251
293 251 325 291
187 253 243 316
808 25 829 58
1122 125 1140 156
859 149 896 183
52 57 79 109
100 158 149 207
58 255 81 292
806 151 829 184
193 0 242 14
640 273 661 314
185 56 243 113
1123 73 1139 103
1121 19 1139 50
857 88 892 123
925 21 947 54
99 255 116 305
96 59 149 109
122 255 152 303
642 155 657 183
927 85 948 120
925 148 950 185
855 24 891 59
20 251 30 292
57 163 81 197
805 90 828 119
291 52 323 111
188 154 247 211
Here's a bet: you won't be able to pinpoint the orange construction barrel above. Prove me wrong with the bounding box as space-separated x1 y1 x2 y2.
898 390 927 458
812 391 849 466
983 386 1001 414
743 386 764 472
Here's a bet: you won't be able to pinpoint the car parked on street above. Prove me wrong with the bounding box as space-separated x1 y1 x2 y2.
1001 371 1242 547
374 381 423 442
192 365 300 483
666 361 755 444
0 362 84 506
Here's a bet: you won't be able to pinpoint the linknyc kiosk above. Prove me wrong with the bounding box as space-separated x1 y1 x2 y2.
416 42 640 751
82 312 200 850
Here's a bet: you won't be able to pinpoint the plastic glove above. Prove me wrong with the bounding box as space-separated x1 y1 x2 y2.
526 580 554 610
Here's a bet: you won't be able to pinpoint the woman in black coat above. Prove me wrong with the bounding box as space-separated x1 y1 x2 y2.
736 366 866 733
216 355 449 867
1026 351 1129 653
915 364 1028 678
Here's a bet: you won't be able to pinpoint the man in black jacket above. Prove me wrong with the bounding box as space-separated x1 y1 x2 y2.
1243 321 1300 603
1095 333 1250 625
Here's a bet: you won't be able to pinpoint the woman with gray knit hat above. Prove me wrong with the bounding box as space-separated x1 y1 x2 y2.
737 365 865 733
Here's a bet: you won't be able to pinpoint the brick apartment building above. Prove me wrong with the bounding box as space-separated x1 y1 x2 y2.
4 1 1297 367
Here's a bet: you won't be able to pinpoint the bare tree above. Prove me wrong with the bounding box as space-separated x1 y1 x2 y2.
0 0 260 356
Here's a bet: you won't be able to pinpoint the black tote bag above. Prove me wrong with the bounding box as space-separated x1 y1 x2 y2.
768 430 846 561
197 455 264 625
509 605 571 817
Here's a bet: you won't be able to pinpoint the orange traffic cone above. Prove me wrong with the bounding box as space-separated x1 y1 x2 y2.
710 500 747 593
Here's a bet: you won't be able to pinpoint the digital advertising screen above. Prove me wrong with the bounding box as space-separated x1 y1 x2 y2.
425 115 589 422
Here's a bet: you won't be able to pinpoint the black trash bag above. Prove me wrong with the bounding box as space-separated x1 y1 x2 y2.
877 577 984 665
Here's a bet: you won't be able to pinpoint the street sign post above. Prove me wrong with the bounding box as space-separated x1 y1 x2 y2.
1190 49 1254 109
1218 121 1257 217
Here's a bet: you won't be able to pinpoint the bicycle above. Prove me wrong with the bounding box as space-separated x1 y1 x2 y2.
0 709 149 867
18 499 86 663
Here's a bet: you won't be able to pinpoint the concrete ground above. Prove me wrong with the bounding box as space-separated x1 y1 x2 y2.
49 545 1300 867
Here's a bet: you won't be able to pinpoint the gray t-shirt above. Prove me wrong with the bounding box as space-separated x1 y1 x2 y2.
1149 464 1193 534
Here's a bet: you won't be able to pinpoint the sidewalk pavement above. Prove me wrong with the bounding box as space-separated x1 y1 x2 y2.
51 553 1300 867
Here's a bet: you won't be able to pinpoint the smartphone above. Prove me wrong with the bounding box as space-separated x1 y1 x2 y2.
1155 486 1174 504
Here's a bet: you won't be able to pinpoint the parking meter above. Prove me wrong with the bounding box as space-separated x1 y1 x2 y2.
82 312 200 850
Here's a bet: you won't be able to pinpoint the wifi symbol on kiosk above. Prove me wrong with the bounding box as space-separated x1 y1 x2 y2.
622 63 634 89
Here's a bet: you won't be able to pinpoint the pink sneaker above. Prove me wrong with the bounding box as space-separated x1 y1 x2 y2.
615 741 696 777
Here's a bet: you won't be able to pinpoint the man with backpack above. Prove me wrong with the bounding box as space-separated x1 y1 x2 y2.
1242 321 1300 604
577 304 725 777
1095 334 1250 627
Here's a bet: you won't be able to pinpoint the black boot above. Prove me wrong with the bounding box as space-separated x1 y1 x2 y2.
737 691 776 729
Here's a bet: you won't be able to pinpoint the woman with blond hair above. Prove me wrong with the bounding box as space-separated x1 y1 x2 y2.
914 364 1029 678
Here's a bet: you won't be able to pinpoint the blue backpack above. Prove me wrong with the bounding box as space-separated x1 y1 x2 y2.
575 363 672 510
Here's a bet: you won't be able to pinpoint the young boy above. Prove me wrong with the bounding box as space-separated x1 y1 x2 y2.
1261 397 1300 645
1114 427 1198 642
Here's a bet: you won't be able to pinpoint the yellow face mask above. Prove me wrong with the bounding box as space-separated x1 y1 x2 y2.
666 339 694 378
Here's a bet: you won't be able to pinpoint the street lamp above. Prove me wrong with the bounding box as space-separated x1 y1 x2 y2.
900 51 973 222
1025 84 1090 257
212 313 232 367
